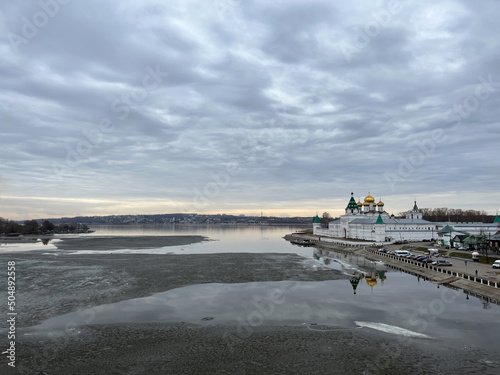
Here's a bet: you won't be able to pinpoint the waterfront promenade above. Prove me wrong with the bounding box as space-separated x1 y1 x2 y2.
286 233 500 302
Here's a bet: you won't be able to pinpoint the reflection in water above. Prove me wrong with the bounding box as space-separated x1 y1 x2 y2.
313 247 499 309
313 248 387 294
0 237 59 253
482 298 492 310
349 274 361 294
33 277 500 350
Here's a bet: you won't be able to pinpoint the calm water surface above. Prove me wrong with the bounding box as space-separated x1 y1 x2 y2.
87 224 313 256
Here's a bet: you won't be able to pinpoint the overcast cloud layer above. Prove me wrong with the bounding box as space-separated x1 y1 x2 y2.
1 0 499 220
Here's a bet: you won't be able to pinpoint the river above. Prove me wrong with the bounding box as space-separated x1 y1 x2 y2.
1 224 499 374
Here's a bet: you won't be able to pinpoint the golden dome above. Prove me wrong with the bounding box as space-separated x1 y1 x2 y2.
357 200 362 207
366 277 377 289
364 193 375 203
377 199 384 206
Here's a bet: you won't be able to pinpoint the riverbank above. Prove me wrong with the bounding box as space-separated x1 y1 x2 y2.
1 249 498 374
286 233 500 302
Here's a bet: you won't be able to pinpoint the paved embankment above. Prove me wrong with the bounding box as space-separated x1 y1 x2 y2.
286 234 500 303
358 247 500 302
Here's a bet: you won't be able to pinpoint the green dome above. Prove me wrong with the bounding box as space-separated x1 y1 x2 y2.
346 196 358 211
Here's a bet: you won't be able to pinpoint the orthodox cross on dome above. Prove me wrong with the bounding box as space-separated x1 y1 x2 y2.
413 201 419 211
364 192 375 203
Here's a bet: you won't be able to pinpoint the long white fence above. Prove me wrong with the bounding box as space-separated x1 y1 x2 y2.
368 249 499 288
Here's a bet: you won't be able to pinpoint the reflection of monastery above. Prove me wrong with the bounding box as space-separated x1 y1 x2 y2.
349 269 386 294
314 248 387 294
313 193 500 244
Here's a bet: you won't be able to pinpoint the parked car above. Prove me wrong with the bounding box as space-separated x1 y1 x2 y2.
432 260 452 267
378 248 390 253
421 258 434 264
493 260 500 269
395 250 411 257
428 249 439 256
409 255 420 260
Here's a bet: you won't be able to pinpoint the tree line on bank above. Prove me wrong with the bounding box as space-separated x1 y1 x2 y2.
398 208 491 222
319 208 493 226
0 218 89 236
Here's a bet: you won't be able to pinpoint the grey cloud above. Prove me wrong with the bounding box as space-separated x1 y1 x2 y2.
1 0 499 219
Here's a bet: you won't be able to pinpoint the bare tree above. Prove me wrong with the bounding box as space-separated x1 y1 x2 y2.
321 212 332 227
420 208 489 222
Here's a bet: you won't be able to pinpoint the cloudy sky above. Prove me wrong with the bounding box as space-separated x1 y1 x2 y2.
1 0 499 220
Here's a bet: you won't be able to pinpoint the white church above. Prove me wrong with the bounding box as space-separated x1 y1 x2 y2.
313 192 498 243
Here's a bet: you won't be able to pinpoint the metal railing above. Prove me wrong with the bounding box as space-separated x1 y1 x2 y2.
367 249 499 288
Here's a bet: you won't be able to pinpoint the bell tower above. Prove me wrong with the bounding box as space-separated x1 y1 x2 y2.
406 201 422 220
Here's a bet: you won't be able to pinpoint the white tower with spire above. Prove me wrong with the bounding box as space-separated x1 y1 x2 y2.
406 201 422 220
